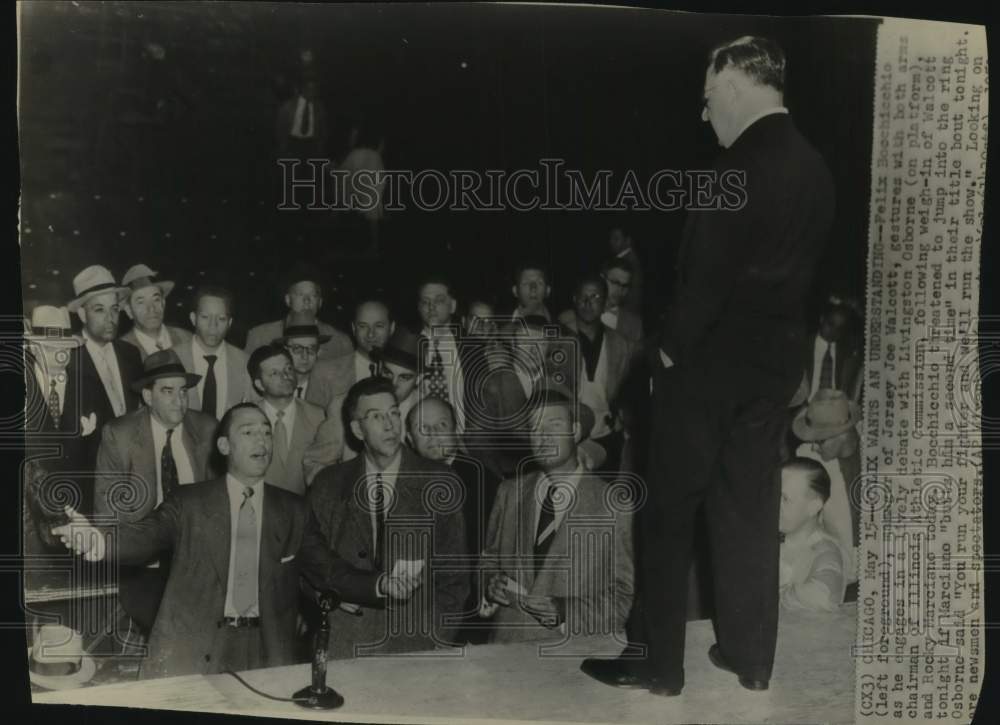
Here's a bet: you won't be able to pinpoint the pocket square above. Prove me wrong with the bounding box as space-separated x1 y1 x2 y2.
280 554 296 563
80 412 97 437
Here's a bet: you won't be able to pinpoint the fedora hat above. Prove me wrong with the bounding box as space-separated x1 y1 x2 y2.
67 265 129 313
23 306 83 347
131 348 201 393
274 311 332 345
121 263 175 300
792 388 861 442
27 625 96 690
375 327 419 372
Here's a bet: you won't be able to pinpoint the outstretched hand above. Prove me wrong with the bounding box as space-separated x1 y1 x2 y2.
51 505 106 562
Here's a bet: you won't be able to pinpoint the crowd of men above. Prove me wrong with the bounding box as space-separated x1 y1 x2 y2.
28 36 864 696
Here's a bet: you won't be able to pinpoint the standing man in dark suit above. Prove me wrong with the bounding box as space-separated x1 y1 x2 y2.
608 228 643 315
65 265 144 505
583 36 835 695
306 376 469 658
93 349 218 654
119 264 192 360
804 297 863 402
54 403 418 679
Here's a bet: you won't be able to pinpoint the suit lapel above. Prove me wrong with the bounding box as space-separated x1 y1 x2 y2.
288 399 311 460
260 485 289 597
343 457 375 556
180 414 204 480
130 410 158 505
205 479 231 591
518 472 541 588
78 344 114 416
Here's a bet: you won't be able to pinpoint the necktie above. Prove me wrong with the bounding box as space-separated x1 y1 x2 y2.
47 378 61 430
273 409 289 465
156 340 165 351
295 386 304 399
97 346 126 416
369 362 378 378
819 343 834 390
202 355 218 417
161 428 179 500
372 473 386 567
426 338 450 402
232 486 258 615
534 480 558 572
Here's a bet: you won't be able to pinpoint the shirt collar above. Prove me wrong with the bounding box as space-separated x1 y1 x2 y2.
262 397 296 421
226 472 263 497
734 106 789 144
148 411 183 438
192 336 226 360
365 448 403 480
540 463 584 492
134 326 170 353
83 330 111 355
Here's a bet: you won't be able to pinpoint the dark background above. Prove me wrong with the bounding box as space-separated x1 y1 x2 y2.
18 2 876 337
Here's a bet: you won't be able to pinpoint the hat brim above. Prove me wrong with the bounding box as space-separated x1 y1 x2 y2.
374 348 418 372
27 650 96 690
274 334 333 345
126 280 174 300
24 334 84 348
67 287 130 313
130 371 202 394
791 400 861 442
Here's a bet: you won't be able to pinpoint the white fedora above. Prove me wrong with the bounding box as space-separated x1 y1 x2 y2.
27 624 97 690
121 263 175 300
67 265 129 313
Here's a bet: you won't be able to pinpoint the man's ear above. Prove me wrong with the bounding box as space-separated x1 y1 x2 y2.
189 312 197 329
349 419 363 441
573 421 583 445
511 285 518 300
76 308 87 326
448 298 457 316
252 378 264 397
350 322 357 338
123 303 135 321
141 388 152 408
543 285 551 299
388 321 396 336
216 435 231 457
808 496 824 518
283 293 292 310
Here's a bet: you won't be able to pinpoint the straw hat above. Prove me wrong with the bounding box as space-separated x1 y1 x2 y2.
791 388 861 441
67 265 129 313
27 625 96 690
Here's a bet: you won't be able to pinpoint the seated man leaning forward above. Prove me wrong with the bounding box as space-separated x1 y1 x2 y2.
480 385 634 643
778 457 846 613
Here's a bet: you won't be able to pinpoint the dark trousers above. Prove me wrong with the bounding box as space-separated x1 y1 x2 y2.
212 625 265 674
638 365 786 687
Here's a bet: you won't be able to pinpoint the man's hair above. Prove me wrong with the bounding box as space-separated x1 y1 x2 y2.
247 342 293 383
343 375 397 421
417 275 454 299
602 258 632 278
528 386 578 426
286 277 323 297
354 297 393 322
783 457 831 502
405 396 456 433
573 273 607 298
513 262 549 286
191 285 234 316
709 36 785 93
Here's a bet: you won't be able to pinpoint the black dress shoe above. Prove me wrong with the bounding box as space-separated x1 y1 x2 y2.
580 657 647 689
647 679 683 697
707 644 769 692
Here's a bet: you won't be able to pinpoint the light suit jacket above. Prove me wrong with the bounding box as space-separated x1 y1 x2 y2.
258 398 329 495
480 470 634 643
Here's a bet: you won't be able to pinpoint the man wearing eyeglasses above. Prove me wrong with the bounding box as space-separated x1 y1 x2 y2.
306 376 469 658
275 311 347 411
249 343 333 495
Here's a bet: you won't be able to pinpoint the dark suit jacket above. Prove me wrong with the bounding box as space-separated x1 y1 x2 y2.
120 325 193 361
661 113 835 403
110 477 382 679
63 340 143 481
306 447 470 658
480 470 634 643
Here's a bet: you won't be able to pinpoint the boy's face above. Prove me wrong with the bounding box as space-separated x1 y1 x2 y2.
779 470 823 535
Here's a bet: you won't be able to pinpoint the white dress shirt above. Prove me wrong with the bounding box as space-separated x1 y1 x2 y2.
810 334 837 399
223 474 264 617
133 326 173 357
294 378 309 400
149 415 196 507
578 339 612 440
354 350 378 382
84 332 126 416
260 398 297 450
191 337 228 419
364 450 402 553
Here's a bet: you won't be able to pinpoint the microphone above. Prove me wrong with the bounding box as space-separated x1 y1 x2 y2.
293 592 345 709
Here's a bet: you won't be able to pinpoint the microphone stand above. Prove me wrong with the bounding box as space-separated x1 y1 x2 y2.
294 592 345 709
